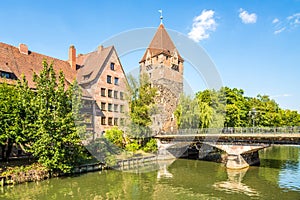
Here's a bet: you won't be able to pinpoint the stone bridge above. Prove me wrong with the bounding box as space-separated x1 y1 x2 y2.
154 127 300 169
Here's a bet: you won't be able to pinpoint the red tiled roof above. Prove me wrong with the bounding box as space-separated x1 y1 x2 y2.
0 42 76 88
76 46 113 84
140 24 183 62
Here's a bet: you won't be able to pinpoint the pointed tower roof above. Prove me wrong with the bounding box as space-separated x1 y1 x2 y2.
140 24 183 63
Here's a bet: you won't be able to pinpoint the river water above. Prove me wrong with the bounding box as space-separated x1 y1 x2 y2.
1 145 300 200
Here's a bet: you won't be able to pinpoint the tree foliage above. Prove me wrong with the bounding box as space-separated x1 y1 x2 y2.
0 61 86 173
175 87 300 129
29 61 85 172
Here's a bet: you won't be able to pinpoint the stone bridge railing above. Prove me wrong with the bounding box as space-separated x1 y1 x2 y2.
161 126 300 135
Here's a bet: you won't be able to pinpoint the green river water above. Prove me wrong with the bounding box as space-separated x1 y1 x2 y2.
1 145 300 200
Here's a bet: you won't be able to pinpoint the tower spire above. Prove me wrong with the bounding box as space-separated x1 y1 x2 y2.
158 9 163 24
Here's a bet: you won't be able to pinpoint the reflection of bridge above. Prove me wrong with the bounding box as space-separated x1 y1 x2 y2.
154 127 300 169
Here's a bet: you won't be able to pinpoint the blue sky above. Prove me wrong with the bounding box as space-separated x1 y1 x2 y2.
1 0 299 111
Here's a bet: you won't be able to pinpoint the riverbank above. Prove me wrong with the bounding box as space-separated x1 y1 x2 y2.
0 153 158 187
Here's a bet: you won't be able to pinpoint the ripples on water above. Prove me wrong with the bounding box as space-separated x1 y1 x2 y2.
0 146 299 200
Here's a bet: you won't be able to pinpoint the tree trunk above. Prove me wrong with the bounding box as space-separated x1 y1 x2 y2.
1 144 5 162
5 139 13 162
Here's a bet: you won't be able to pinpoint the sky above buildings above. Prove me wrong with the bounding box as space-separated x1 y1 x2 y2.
1 0 299 111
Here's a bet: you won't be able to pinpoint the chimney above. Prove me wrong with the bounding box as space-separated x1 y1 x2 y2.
19 44 28 55
98 45 103 52
68 45 76 71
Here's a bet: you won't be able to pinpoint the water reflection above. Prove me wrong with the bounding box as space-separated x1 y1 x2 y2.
213 168 259 197
0 146 299 200
279 157 300 191
157 159 175 179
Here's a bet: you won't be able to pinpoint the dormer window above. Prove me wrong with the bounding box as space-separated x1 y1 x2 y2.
83 72 92 81
0 71 17 80
110 62 115 70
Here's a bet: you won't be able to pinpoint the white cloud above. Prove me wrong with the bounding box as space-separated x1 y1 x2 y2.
273 12 300 34
287 13 300 26
274 27 286 34
239 8 257 24
188 10 217 42
270 94 292 98
272 18 279 24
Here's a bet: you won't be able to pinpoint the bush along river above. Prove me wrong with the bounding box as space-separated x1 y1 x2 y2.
0 145 299 200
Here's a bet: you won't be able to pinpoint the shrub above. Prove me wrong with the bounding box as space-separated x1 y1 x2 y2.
143 138 158 153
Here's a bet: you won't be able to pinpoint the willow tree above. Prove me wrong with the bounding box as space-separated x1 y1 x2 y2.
174 94 213 129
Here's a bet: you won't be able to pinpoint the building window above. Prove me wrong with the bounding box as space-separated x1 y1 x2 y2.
108 103 112 112
120 118 125 126
108 117 113 126
120 92 124 100
114 118 118 126
114 104 118 112
107 75 112 84
171 64 179 72
83 100 92 109
101 88 106 97
0 71 17 80
110 62 115 70
114 91 118 99
101 117 106 125
101 102 106 111
108 89 113 98
114 77 119 85
120 105 124 113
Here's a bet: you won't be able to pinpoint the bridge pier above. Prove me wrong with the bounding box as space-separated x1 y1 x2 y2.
226 154 250 169
207 144 268 169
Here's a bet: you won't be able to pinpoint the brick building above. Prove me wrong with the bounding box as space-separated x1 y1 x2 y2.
139 24 184 133
76 45 128 137
0 42 128 139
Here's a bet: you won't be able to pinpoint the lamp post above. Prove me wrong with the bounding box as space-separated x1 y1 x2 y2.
249 108 257 133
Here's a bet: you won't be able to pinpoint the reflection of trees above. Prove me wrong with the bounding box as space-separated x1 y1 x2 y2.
0 169 159 200
1 147 299 199
259 146 299 184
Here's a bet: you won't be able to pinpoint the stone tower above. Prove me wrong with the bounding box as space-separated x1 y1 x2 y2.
139 23 184 133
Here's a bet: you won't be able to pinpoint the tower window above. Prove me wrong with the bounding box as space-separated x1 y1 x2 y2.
171 64 179 72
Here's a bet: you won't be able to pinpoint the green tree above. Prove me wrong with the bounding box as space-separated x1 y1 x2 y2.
104 127 125 148
174 94 213 129
196 89 225 128
0 77 35 161
0 83 19 161
128 74 157 127
29 60 85 173
126 74 157 141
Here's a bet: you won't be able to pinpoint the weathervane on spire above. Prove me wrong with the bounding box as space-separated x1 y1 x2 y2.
158 9 163 24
